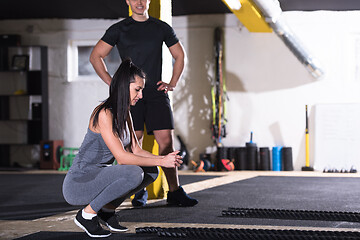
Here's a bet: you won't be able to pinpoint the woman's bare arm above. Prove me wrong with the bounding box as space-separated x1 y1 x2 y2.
97 109 181 168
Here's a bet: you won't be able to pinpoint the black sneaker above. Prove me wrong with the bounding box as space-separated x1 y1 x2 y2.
98 210 128 232
74 209 111 238
167 186 198 207
131 189 148 207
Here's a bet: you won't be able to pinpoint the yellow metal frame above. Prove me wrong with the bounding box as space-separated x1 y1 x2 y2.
222 0 272 33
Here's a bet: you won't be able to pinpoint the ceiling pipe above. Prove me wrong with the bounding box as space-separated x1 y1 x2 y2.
251 0 324 78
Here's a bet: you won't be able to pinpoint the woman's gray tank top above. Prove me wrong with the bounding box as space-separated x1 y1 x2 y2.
69 124 131 173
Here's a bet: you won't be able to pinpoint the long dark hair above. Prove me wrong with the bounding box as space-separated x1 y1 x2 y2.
92 59 146 140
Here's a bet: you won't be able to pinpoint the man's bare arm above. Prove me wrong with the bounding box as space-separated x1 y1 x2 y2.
90 40 114 85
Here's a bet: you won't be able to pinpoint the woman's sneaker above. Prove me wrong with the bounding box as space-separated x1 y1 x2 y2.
74 209 111 238
167 186 198 207
98 210 128 232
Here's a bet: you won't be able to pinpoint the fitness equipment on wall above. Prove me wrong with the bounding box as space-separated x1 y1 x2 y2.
302 105 314 171
192 153 214 172
272 146 282 171
245 131 257 170
282 147 293 171
39 140 63 170
235 147 246 170
211 27 227 147
259 147 270 170
216 147 234 171
176 135 189 169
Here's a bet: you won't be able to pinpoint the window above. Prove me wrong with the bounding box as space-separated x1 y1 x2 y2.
67 40 121 82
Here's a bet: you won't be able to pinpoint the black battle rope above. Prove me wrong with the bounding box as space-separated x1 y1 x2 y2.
136 226 360 239
222 207 360 222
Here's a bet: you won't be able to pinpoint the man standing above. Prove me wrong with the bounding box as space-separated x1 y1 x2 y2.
90 0 198 207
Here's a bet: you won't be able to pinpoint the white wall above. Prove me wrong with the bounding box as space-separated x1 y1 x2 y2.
171 12 360 170
1 11 359 170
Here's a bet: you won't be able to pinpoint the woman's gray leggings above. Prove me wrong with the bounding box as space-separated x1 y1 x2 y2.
62 165 158 212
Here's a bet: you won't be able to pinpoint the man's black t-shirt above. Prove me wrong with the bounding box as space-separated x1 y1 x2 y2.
101 16 179 89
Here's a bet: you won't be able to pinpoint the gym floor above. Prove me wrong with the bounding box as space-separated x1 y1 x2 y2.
1 170 360 239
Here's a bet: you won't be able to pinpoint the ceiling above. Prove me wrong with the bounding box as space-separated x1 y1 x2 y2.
1 0 360 20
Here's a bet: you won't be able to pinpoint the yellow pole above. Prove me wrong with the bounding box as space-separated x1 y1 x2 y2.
302 105 313 171
305 127 310 167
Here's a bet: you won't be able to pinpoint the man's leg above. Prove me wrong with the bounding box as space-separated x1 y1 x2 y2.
153 129 198 207
153 129 179 191
131 130 148 207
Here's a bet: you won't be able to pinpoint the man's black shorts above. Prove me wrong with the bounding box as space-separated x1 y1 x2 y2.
130 88 174 135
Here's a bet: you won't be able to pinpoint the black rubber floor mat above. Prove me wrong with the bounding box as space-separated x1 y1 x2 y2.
0 173 218 220
222 207 360 222
136 227 360 239
15 231 159 240
116 176 360 229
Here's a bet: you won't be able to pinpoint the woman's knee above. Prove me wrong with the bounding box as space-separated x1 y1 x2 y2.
122 165 144 186
143 166 159 182
97 165 144 191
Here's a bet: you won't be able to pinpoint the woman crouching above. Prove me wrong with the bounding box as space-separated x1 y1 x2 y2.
62 59 182 238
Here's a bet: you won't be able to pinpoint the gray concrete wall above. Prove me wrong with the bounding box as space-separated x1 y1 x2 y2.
1 12 360 169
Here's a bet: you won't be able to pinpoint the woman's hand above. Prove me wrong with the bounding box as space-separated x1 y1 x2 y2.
157 81 175 93
161 151 183 168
